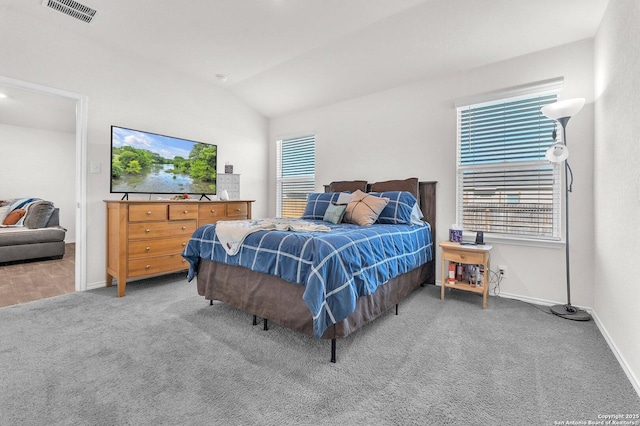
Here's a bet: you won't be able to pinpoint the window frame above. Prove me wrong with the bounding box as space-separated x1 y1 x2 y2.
454 79 565 246
276 135 316 218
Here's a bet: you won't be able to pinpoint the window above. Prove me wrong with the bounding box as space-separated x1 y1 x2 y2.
456 84 562 240
276 135 315 218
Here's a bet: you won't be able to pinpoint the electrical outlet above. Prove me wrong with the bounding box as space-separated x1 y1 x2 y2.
498 264 507 278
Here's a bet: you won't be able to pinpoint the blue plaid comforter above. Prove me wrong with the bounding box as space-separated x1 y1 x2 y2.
183 220 432 338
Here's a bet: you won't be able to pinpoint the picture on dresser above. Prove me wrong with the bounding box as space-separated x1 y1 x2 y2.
110 126 217 196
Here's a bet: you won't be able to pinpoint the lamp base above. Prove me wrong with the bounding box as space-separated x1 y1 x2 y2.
550 304 591 321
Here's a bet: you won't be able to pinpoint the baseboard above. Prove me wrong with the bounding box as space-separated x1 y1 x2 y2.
496 291 640 399
590 310 640 398
86 281 106 291
494 291 592 311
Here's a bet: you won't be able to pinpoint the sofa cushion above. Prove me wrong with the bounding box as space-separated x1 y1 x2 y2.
24 201 56 229
3 209 26 225
0 227 66 247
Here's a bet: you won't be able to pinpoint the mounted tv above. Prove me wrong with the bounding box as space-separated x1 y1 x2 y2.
110 126 217 198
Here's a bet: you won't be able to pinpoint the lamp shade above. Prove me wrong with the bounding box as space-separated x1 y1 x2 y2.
545 143 569 163
541 98 585 120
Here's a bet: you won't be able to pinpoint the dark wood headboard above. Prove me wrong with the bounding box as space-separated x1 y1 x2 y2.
323 180 437 284
419 181 437 284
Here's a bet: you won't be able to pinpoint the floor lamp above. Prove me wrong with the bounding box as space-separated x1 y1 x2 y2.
541 98 591 321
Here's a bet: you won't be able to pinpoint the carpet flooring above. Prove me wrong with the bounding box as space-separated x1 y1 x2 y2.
1 273 638 425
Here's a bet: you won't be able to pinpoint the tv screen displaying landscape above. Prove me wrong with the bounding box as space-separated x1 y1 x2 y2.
110 126 217 195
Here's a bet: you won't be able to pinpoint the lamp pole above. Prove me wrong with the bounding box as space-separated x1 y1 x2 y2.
549 116 590 321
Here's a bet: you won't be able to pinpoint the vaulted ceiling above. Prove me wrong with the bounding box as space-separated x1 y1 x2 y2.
1 0 609 131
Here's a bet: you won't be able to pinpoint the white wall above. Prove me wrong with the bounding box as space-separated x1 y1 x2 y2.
0 124 76 243
594 0 640 394
270 39 595 309
0 9 269 287
0 123 76 242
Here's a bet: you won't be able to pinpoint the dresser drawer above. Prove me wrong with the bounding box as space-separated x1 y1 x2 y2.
128 254 189 278
169 204 198 221
128 236 189 259
198 204 227 223
442 250 485 265
128 220 197 240
226 202 248 219
129 204 168 222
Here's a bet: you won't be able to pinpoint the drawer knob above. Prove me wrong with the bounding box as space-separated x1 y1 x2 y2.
182 226 187 230
146 211 151 216
236 208 241 212
182 242 186 246
210 209 215 213
145 264 150 269
145 229 151 233
183 210 188 214
145 246 151 251
460 254 465 259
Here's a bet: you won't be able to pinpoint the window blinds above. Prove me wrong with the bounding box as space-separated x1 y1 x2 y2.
276 135 315 218
457 93 561 239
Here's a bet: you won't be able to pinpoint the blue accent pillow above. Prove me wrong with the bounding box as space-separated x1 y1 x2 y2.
301 192 341 220
323 203 347 224
369 191 417 224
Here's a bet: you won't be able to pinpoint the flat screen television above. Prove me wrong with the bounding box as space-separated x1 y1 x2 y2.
110 126 217 198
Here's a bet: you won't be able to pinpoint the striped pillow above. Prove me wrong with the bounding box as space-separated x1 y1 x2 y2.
369 191 418 225
301 192 341 220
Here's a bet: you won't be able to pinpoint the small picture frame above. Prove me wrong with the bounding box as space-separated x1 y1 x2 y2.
225 163 233 174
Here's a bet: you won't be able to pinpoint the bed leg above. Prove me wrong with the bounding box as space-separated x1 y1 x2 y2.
263 318 269 331
331 339 336 363
396 304 399 315
209 299 213 306
252 315 257 326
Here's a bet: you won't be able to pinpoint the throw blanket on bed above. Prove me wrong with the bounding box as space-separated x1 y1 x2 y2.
183 219 432 338
216 218 330 255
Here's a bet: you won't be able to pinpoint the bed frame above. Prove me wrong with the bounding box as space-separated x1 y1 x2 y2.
195 181 437 362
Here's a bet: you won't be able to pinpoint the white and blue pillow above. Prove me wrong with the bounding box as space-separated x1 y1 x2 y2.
301 192 342 220
368 191 418 225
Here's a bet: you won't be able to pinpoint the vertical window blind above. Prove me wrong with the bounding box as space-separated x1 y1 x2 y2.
276 135 315 218
456 92 561 239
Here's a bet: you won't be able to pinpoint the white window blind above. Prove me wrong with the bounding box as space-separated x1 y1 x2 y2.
456 91 561 239
276 135 315 218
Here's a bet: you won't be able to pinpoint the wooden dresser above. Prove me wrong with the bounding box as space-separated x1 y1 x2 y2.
105 200 253 297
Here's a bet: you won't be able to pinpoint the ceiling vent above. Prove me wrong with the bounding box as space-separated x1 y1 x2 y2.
42 0 97 24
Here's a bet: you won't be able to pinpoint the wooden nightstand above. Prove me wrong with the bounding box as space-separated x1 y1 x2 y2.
439 241 492 308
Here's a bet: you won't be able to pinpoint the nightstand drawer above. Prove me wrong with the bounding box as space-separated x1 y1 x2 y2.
442 250 485 265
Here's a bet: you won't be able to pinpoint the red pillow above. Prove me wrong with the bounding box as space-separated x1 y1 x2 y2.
3 209 26 225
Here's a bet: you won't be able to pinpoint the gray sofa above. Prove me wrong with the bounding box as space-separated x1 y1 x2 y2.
0 207 66 263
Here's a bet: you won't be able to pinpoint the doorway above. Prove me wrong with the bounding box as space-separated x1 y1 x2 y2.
0 75 87 296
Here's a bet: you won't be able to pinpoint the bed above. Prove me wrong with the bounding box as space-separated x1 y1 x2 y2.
183 178 437 362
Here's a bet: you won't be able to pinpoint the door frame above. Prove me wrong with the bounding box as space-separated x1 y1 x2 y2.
0 75 88 292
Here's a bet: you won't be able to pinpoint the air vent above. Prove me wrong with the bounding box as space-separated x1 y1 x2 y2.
42 0 97 23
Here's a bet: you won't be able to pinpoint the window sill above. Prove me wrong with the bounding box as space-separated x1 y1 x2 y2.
461 231 564 249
